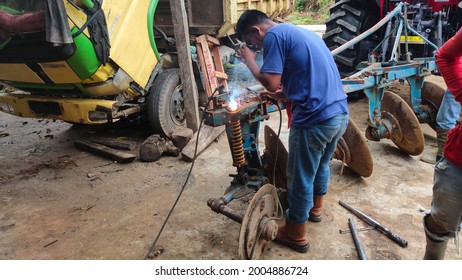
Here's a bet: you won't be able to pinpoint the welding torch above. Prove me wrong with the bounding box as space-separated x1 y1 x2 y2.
245 85 279 105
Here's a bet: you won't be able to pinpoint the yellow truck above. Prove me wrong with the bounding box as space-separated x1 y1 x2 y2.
0 0 293 137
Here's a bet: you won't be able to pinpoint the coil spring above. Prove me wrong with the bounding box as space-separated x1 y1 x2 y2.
230 119 245 167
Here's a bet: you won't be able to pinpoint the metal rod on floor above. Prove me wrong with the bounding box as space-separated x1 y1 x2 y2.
348 218 367 260
339 200 408 248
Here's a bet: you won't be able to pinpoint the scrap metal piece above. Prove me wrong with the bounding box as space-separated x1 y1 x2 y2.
375 90 425 155
333 118 373 177
348 218 367 260
263 125 288 190
339 200 408 248
421 81 445 130
238 184 279 260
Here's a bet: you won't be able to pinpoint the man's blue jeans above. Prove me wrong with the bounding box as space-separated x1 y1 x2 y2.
286 113 349 224
430 157 462 236
437 89 461 130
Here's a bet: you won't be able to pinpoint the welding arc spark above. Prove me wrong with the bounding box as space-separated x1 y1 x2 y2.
228 99 238 111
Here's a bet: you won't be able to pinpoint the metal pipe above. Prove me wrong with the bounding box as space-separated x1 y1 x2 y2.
403 17 439 52
403 4 410 61
113 104 147 118
348 218 367 260
213 204 243 224
437 12 443 48
339 200 408 248
331 2 404 56
390 18 404 63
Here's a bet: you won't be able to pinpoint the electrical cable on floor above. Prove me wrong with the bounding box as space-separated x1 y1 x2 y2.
144 89 219 260
144 89 285 260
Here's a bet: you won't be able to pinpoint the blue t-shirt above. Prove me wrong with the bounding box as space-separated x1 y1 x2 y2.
260 23 348 127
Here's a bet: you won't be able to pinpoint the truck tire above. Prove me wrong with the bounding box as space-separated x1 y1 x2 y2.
323 0 379 77
147 68 186 138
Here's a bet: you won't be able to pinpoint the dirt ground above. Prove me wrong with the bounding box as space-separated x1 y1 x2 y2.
0 75 461 260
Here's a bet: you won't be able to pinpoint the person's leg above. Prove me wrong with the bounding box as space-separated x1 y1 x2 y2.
286 126 319 224
309 114 349 222
435 90 461 161
276 114 349 252
423 157 462 259
274 125 317 253
287 113 349 223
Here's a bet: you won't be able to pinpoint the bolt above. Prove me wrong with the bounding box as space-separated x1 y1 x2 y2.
261 220 278 241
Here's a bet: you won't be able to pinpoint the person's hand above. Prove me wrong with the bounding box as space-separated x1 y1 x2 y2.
259 86 287 105
235 45 258 66
260 86 286 101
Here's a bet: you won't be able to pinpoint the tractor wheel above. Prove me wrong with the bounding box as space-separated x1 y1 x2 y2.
323 0 380 77
147 68 186 138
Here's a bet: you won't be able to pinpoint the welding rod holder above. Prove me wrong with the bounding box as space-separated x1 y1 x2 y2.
339 200 408 248
348 218 367 260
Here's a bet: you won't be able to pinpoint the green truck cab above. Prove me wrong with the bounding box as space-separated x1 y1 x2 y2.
0 0 293 137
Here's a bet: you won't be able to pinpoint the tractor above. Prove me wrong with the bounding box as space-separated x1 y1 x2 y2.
323 0 462 77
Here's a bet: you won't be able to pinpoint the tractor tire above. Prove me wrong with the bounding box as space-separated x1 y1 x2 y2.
323 0 379 77
147 68 186 138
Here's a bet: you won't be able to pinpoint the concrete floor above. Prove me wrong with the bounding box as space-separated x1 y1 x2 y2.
1 77 461 261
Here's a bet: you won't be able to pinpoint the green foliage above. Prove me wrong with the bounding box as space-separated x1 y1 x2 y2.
289 0 334 25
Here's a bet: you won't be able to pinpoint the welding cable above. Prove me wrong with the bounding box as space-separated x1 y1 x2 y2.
271 101 282 191
144 88 220 260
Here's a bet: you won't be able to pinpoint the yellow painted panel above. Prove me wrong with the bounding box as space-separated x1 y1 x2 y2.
223 0 293 36
0 64 43 83
102 0 157 88
65 0 90 37
0 92 116 124
235 0 293 17
83 63 116 84
39 61 82 84
400 36 425 44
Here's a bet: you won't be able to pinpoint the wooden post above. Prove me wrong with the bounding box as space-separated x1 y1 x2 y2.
169 0 200 132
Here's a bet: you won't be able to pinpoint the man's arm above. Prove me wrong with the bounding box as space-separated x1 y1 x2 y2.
436 28 462 103
237 45 282 92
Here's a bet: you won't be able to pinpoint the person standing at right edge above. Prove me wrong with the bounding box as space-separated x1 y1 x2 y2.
423 27 462 260
434 89 461 162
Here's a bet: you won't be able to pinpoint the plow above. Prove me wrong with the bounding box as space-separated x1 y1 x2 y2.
201 2 445 259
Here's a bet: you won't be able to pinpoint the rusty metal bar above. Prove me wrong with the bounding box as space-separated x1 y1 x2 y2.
214 204 243 224
113 103 147 118
348 218 367 260
207 197 243 224
339 200 408 248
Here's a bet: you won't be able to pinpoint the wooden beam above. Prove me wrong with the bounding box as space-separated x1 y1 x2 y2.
169 0 200 132
88 136 136 151
181 124 225 162
75 139 137 163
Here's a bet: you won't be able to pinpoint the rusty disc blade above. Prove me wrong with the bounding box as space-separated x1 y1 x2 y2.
333 118 373 177
421 80 445 130
263 125 288 190
238 184 279 260
382 91 425 155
